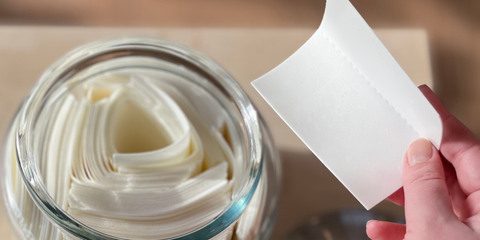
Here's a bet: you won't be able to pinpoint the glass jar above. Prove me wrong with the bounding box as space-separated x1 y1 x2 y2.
1 37 281 240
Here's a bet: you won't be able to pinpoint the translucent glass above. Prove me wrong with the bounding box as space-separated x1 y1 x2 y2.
1 37 281 240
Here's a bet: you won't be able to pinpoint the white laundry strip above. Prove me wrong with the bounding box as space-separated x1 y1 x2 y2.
252 0 442 209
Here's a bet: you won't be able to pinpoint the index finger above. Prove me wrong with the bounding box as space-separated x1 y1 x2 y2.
419 85 480 196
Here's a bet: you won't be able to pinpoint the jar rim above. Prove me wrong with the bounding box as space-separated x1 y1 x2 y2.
14 37 264 239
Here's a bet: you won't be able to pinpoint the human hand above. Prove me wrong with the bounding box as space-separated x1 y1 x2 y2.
366 85 480 240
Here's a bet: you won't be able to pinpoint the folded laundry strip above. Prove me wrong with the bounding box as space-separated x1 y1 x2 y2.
252 0 442 209
6 64 264 239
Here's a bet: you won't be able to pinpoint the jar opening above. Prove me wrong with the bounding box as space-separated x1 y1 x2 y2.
13 38 264 240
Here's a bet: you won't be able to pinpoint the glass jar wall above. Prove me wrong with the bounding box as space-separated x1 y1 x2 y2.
0 38 281 240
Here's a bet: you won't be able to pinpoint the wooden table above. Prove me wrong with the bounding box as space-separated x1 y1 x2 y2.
0 27 432 240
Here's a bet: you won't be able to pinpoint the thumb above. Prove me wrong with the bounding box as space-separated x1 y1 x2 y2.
403 139 455 228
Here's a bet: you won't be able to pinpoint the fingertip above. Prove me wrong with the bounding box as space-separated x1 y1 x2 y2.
418 84 435 97
366 221 406 240
366 220 375 228
387 187 405 206
366 220 380 239
417 84 450 121
406 138 433 166
418 84 431 91
403 139 455 225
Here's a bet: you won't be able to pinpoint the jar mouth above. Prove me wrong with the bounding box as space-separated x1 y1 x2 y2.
15 37 264 239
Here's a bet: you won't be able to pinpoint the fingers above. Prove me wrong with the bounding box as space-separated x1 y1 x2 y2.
442 157 467 220
403 139 456 227
386 155 468 218
419 85 480 195
387 187 404 206
366 220 405 240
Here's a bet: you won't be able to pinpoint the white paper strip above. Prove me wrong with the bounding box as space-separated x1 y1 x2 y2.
252 0 442 209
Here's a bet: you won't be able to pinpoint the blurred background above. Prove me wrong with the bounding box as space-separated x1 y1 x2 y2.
1 0 479 135
1 0 480 239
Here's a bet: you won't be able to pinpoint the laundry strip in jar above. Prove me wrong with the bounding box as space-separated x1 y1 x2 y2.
6 68 265 240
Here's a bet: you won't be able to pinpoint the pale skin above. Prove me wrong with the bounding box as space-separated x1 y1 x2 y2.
366 85 480 240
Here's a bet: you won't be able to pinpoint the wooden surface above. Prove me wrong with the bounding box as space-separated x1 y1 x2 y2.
2 0 480 137
0 27 432 240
